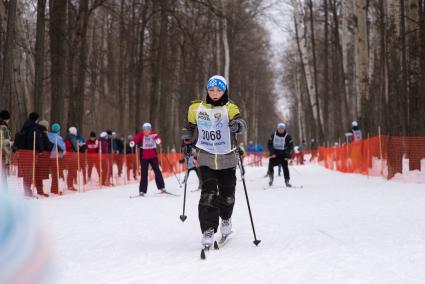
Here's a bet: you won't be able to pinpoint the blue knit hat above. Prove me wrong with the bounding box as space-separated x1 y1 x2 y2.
206 75 227 93
51 123 61 133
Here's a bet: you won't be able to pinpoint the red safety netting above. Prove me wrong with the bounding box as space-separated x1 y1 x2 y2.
318 136 425 179
5 150 186 196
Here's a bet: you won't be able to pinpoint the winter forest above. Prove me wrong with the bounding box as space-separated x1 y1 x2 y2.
1 0 424 147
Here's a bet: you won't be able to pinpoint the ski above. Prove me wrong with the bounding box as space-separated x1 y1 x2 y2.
129 194 145 199
264 184 303 190
157 190 180 197
190 188 201 192
288 185 303 189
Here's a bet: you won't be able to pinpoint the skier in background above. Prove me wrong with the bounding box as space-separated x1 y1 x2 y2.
345 120 363 143
130 123 165 196
267 123 294 187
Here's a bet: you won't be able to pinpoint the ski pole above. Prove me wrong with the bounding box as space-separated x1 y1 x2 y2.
179 150 191 222
238 148 261 246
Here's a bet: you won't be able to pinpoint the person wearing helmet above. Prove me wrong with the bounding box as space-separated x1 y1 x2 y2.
130 122 165 196
344 120 363 143
351 121 363 142
181 75 247 248
267 123 294 188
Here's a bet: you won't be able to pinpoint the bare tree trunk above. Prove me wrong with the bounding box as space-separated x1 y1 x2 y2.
216 20 222 73
399 0 409 135
50 0 67 125
308 0 324 141
323 0 330 136
134 0 149 131
223 17 230 82
292 0 316 141
68 0 90 130
34 0 46 116
353 0 369 123
1 0 17 111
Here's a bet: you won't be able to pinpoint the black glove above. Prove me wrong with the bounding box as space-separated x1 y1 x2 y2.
229 120 241 133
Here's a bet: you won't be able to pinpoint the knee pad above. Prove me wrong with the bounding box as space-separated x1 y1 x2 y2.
214 195 235 207
199 193 216 208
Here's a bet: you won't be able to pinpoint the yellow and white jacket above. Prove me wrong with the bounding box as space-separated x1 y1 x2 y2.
181 100 247 170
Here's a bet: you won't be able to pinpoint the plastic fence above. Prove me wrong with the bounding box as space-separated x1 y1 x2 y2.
318 136 425 179
4 150 186 196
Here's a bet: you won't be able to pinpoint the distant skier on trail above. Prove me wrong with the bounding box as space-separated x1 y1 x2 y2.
345 120 363 143
181 75 247 248
130 123 165 196
267 123 294 188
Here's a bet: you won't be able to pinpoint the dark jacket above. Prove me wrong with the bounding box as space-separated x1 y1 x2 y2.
38 125 54 153
267 131 294 159
18 119 45 152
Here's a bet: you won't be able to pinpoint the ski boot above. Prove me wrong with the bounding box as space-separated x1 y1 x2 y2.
268 173 274 186
285 179 292 188
201 228 215 249
220 218 232 237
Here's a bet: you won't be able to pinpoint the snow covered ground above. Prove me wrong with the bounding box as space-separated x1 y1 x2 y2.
12 164 425 283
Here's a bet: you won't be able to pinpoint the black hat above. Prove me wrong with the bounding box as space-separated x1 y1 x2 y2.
90 131 96 137
106 130 112 135
29 112 39 122
0 110 10 120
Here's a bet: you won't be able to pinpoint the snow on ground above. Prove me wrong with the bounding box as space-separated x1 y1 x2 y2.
19 164 425 283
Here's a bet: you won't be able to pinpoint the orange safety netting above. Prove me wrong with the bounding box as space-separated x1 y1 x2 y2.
5 150 186 196
318 136 425 179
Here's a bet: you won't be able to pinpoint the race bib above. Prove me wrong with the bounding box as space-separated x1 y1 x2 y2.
142 135 157 149
273 132 286 150
195 103 231 154
353 130 362 141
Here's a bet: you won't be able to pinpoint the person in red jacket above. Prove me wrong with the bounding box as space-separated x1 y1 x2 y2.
86 131 100 181
130 122 165 196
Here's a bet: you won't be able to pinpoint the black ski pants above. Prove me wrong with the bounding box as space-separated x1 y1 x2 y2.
198 166 236 233
268 156 290 181
139 157 165 193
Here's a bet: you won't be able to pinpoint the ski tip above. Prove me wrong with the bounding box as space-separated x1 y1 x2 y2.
214 241 219 250
253 240 261 246
179 215 187 222
200 249 206 260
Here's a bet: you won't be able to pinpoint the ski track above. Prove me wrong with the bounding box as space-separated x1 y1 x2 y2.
19 164 425 284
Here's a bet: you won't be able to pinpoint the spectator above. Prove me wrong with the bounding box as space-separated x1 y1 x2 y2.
36 120 53 196
0 110 12 190
64 126 85 191
98 132 110 186
86 131 100 182
47 123 66 194
15 112 45 197
310 138 318 161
